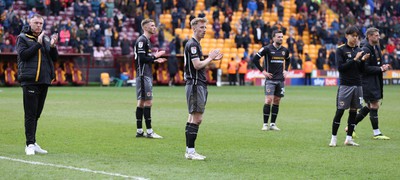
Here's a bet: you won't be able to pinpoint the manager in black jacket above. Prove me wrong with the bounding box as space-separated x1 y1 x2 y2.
16 14 58 155
354 27 390 140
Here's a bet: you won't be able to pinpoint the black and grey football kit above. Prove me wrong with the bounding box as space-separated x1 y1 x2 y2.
184 37 208 113
252 44 290 97
335 44 365 109
134 34 156 100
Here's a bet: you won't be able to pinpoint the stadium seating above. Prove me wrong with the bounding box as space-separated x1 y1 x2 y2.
52 67 69 86
156 67 169 85
100 72 110 86
72 68 85 86
4 67 17 86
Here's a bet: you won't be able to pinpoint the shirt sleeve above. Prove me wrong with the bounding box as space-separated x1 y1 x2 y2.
336 47 355 72
189 44 200 61
252 47 268 72
135 38 155 63
285 49 290 71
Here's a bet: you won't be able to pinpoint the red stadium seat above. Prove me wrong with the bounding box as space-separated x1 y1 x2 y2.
72 68 85 85
52 67 69 86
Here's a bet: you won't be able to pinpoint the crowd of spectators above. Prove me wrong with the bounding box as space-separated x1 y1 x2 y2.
1 0 400 70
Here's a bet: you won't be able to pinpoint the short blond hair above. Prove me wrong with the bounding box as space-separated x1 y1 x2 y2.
190 17 208 27
141 19 155 28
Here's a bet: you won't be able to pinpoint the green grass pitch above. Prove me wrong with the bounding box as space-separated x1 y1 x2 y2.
0 86 399 179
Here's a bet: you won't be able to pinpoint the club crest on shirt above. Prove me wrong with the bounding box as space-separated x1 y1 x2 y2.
44 36 50 42
347 53 352 58
282 51 285 56
339 101 345 107
191 47 197 54
138 42 143 48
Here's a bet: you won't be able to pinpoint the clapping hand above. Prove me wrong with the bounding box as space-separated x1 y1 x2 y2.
50 33 58 47
209 49 223 60
154 50 166 58
38 31 45 45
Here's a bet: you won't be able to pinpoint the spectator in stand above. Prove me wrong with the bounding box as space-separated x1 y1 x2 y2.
298 2 308 18
296 38 304 55
393 54 400 70
104 26 112 48
155 0 163 25
239 14 250 33
3 32 16 47
175 35 181 54
135 11 144 34
197 10 205 18
395 44 400 58
0 39 14 52
247 0 257 16
189 10 196 28
51 0 62 16
253 24 262 43
167 52 178 86
93 24 102 47
266 0 273 13
386 39 395 54
91 0 101 17
106 0 115 18
256 0 264 16
169 37 176 54
93 46 105 65
212 8 219 21
212 19 221 39
290 53 302 70
222 17 231 39
180 9 187 29
296 15 306 37
70 36 82 50
318 44 327 60
316 52 326 70
158 24 165 48
59 26 71 46
111 27 119 47
242 31 251 52
171 7 180 34
81 1 90 18
146 0 156 19
261 32 270 46
328 50 336 70
120 34 131 56
182 35 189 50
76 24 87 41
286 34 296 54
114 10 126 32
74 0 83 20
288 15 296 26
382 53 392 66
276 1 284 22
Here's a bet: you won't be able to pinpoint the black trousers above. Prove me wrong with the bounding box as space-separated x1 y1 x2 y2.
229 74 237 85
305 73 311 85
239 73 245 86
22 84 49 146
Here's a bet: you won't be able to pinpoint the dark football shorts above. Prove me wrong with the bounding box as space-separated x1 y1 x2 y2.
264 80 285 97
186 84 208 113
336 85 363 109
136 76 153 100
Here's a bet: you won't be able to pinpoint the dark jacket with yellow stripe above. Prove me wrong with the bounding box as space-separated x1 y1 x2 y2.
16 29 57 86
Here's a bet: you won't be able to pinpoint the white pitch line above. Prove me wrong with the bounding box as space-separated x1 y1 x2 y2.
0 156 148 180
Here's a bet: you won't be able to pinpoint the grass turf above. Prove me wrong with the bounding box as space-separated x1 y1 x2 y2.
0 86 399 179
